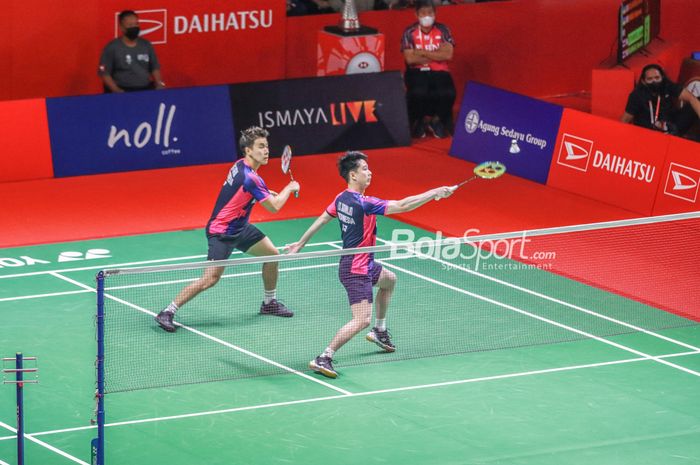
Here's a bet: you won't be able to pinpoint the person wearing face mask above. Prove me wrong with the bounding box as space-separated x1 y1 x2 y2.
98 10 164 93
400 0 456 139
621 64 700 139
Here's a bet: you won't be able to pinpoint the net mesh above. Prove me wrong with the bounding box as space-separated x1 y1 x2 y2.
99 213 700 394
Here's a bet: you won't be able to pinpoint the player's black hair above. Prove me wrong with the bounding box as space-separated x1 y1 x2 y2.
416 0 436 12
118 10 138 24
239 126 270 154
338 151 368 182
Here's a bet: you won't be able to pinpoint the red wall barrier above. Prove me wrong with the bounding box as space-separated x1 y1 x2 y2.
286 0 620 109
661 0 700 59
547 109 669 215
653 137 700 215
3 0 285 100
3 0 698 102
0 99 53 182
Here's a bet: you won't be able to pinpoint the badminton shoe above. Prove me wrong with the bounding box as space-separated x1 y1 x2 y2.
428 120 447 139
310 355 337 378
154 309 177 332
412 120 427 139
260 299 294 317
366 327 396 352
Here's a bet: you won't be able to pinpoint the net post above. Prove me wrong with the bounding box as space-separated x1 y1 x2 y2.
3 353 38 465
16 352 25 465
93 271 106 465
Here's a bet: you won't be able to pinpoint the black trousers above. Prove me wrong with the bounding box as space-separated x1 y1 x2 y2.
404 68 456 131
103 82 155 93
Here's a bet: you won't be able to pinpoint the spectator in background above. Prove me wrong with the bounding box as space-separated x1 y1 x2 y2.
382 0 417 8
383 0 464 9
401 0 456 138
621 64 700 140
98 10 164 93
287 0 335 15
287 0 310 15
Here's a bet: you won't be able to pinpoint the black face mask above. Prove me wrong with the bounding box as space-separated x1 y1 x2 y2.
124 27 140 40
645 81 663 92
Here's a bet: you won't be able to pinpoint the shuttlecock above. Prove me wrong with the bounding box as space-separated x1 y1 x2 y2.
509 139 521 154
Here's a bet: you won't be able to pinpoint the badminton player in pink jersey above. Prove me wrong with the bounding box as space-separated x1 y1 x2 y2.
155 126 300 332
287 150 452 378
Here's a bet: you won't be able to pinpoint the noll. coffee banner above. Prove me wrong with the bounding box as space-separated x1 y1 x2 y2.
229 71 410 157
47 86 237 177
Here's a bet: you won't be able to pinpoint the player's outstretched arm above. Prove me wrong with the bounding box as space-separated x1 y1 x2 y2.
260 181 300 213
286 211 334 254
385 186 453 215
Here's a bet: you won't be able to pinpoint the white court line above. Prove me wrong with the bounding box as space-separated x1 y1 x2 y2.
0 241 341 280
377 238 700 352
0 420 89 465
49 272 352 396
3 349 699 441
377 259 700 377
0 254 206 279
0 289 92 302
0 262 339 303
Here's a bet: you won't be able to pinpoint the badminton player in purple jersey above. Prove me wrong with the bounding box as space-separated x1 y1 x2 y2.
286 151 453 378
155 126 300 332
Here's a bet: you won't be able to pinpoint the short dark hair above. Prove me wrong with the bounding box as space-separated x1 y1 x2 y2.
416 0 435 12
118 10 138 24
338 151 367 182
239 126 269 154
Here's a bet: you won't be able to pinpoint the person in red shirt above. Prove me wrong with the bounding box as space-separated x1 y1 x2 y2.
401 0 456 139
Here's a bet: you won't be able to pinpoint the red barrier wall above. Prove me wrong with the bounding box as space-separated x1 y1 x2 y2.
3 0 698 102
0 99 53 182
3 0 285 100
286 0 620 108
653 137 700 215
661 0 700 59
547 109 669 215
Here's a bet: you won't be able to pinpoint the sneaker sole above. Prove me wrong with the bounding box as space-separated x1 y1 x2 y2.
309 361 337 379
366 334 396 352
259 311 294 318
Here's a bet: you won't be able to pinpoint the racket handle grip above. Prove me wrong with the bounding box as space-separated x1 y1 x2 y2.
436 185 458 201
294 192 299 198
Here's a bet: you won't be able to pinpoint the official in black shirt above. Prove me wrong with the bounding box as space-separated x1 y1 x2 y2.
622 64 700 139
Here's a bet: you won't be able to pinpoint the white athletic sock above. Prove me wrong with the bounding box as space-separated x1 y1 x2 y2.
264 289 276 305
322 347 335 359
375 318 386 331
165 302 179 314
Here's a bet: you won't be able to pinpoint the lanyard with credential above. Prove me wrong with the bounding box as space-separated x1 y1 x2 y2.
648 95 660 126
417 29 434 71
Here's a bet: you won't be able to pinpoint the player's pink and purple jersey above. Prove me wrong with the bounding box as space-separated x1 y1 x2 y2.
206 159 270 236
326 190 388 275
